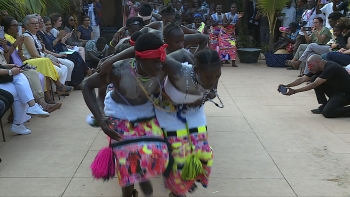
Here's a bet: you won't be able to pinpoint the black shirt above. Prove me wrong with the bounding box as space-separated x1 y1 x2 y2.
336 35 346 49
343 31 350 44
337 0 349 16
306 61 350 93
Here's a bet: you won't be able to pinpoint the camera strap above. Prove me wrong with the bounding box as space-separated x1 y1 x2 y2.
304 7 316 21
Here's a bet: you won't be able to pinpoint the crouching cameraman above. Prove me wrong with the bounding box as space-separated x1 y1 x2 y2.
278 54 350 118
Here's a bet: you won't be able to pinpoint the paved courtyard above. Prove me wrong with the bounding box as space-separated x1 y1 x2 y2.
1 61 350 196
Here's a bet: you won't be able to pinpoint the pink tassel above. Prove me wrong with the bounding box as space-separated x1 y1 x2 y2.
90 146 115 181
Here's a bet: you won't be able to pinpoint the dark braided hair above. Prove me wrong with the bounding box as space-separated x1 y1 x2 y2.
160 5 175 16
139 3 153 17
163 22 182 38
195 49 221 70
130 31 143 42
134 33 164 52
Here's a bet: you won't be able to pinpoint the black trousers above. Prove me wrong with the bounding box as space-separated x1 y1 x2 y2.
0 89 14 117
312 75 350 118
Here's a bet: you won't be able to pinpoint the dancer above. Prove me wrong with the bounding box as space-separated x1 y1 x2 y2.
97 41 222 197
154 49 222 197
163 22 208 54
82 33 194 197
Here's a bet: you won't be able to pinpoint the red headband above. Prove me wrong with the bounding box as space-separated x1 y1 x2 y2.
129 39 135 46
135 44 168 62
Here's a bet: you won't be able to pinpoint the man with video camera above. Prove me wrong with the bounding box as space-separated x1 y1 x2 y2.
294 0 326 52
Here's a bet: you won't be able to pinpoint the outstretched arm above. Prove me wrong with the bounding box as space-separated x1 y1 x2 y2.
285 75 311 88
82 72 122 141
182 26 199 34
184 34 209 54
82 73 108 123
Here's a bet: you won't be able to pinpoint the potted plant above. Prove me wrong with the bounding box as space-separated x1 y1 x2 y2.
256 0 290 51
236 25 262 63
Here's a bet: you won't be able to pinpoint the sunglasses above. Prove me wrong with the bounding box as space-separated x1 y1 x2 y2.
70 19 76 21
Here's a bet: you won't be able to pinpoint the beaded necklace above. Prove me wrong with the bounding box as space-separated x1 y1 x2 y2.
132 60 151 82
130 60 174 112
190 70 210 108
191 67 225 109
131 60 154 89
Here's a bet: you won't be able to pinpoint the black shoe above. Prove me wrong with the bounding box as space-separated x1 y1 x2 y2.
311 104 325 114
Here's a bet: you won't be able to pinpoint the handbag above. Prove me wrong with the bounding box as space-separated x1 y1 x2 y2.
0 65 13 83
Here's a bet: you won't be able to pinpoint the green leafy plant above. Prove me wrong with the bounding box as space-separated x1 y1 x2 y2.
257 0 290 50
236 25 255 48
0 0 71 20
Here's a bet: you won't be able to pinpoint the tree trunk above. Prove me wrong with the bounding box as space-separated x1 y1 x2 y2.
268 18 277 51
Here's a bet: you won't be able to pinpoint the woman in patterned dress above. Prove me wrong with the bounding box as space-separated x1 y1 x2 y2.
220 3 243 67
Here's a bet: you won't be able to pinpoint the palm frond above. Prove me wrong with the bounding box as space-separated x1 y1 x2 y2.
45 0 70 16
257 0 290 25
257 0 291 50
0 0 71 21
0 0 27 20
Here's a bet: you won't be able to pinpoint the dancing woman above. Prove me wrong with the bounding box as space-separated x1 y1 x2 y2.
98 37 223 197
83 33 194 197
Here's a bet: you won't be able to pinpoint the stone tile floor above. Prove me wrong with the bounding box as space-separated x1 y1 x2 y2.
1 61 350 196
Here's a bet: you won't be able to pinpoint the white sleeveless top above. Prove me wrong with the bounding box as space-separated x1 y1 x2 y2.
22 31 45 59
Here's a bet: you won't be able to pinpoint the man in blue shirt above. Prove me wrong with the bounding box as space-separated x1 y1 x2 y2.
83 0 101 40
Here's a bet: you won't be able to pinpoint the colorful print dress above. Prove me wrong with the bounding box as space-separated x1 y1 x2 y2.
210 12 238 61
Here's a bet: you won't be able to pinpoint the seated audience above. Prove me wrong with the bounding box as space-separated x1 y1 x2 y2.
293 0 325 52
21 14 71 90
64 15 87 47
274 22 300 52
187 13 208 34
39 16 90 89
36 15 75 87
0 41 61 112
286 17 332 69
293 23 346 75
0 66 49 135
2 15 72 102
85 37 108 69
49 13 86 60
77 15 93 41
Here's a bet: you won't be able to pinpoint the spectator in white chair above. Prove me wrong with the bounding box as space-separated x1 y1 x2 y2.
21 14 74 95
0 66 49 135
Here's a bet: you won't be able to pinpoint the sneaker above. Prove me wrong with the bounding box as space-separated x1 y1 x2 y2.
10 124 31 135
311 104 325 114
27 103 50 117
